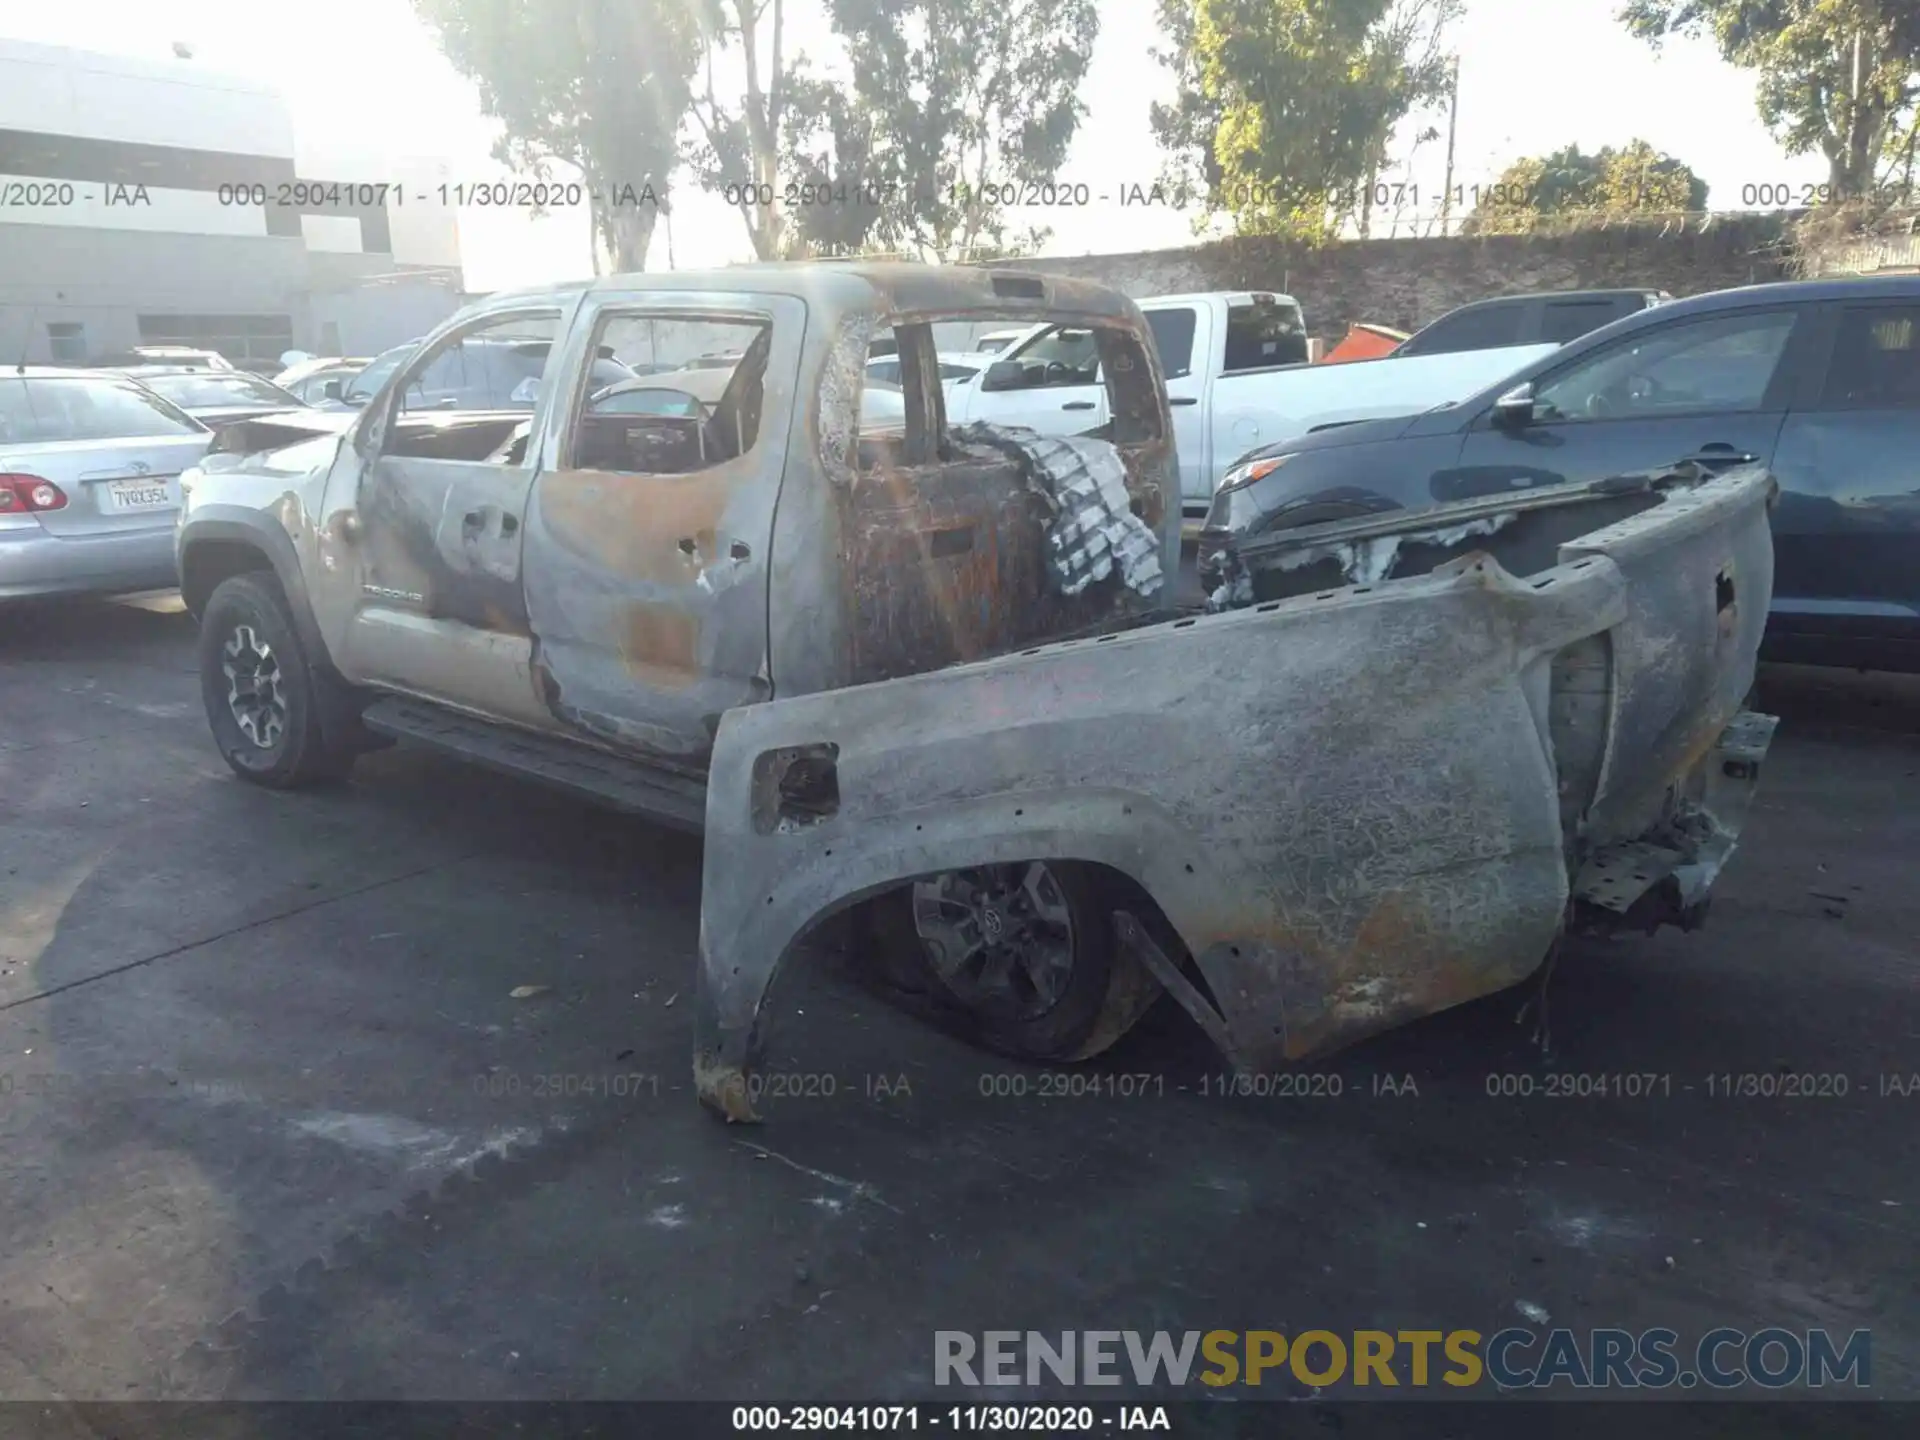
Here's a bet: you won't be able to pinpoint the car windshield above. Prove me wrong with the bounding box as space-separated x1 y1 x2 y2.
0 375 205 442
140 373 301 409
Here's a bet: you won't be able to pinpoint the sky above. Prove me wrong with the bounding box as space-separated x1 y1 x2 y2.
7 0 1834 290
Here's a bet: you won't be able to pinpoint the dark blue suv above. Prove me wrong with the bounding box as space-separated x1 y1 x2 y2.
1202 275 1920 670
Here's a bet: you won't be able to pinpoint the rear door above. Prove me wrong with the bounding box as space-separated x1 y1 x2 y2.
1139 302 1210 508
1769 297 1920 644
1208 298 1312 482
0 375 210 535
1447 305 1807 505
520 294 803 764
964 324 1111 433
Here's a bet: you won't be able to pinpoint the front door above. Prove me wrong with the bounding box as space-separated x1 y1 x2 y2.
519 295 805 765
1447 306 1806 507
336 304 576 725
1770 297 1920 643
964 323 1112 435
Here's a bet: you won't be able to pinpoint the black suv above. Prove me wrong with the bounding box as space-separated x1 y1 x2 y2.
1203 275 1920 671
1394 289 1672 358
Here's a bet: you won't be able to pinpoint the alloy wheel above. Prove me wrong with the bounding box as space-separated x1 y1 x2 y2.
910 862 1078 1019
222 623 287 749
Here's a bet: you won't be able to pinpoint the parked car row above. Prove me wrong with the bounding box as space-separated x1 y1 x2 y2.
274 355 375 404
5 268 1915 677
928 286 1669 519
1199 273 1920 672
0 368 217 600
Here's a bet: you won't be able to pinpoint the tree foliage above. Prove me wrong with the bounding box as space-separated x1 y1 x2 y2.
1466 140 1710 233
1148 0 1226 222
414 0 699 273
684 0 805 260
779 0 1098 262
1151 0 1461 238
1620 0 1920 197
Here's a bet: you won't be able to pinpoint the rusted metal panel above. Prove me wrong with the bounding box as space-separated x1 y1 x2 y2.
693 466 1779 1119
759 277 1181 696
356 432 536 636
837 451 1160 685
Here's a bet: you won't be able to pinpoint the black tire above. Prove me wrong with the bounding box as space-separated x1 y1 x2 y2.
199 571 356 789
866 860 1136 1063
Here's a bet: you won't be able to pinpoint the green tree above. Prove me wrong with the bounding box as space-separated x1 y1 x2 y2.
1467 140 1709 233
685 0 806 260
414 0 699 273
779 0 1099 262
1149 0 1226 222
1151 0 1460 238
1620 0 1920 199
1600 138 1713 210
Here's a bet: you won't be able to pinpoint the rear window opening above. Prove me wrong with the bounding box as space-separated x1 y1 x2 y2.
1222 299 1308 372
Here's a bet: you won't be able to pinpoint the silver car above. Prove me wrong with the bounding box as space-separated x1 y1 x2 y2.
0 368 213 600
120 367 311 427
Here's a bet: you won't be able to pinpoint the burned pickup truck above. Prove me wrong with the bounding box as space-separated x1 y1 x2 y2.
172 262 1778 1123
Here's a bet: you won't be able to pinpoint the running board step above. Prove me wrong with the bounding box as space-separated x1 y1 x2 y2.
360 696 707 834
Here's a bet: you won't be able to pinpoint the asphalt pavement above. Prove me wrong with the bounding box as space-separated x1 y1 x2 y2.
1 594 1916 1410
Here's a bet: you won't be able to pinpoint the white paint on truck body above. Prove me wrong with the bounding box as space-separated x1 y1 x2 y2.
943 288 1562 516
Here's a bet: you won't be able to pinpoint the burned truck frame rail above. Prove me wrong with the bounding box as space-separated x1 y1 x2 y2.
694 465 1780 1120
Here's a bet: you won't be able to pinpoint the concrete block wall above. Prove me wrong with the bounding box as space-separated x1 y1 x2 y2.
985 215 1797 340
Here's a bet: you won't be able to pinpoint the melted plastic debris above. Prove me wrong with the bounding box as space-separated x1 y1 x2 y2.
951 422 1165 598
1262 511 1520 588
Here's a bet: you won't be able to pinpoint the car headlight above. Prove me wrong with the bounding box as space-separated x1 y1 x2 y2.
1217 453 1292 494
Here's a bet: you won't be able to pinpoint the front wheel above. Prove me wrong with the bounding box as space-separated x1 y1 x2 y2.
198 572 356 789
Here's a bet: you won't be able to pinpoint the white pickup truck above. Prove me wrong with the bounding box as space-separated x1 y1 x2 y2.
946 290 1562 518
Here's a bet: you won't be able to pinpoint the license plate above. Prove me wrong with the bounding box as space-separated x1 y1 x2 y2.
104 478 173 512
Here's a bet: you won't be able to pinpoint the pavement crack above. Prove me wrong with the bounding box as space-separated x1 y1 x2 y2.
734 1140 904 1215
0 853 478 1015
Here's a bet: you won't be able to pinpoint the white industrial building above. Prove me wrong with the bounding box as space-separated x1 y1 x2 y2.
0 38 467 369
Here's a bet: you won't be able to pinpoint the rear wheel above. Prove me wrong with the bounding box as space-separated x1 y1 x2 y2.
199 572 356 788
869 860 1137 1062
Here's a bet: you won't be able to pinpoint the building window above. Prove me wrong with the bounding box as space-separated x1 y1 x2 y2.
137 313 296 371
46 322 87 364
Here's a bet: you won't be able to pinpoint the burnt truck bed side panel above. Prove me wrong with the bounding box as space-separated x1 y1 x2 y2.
692 467 1778 1119
1561 472 1774 851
